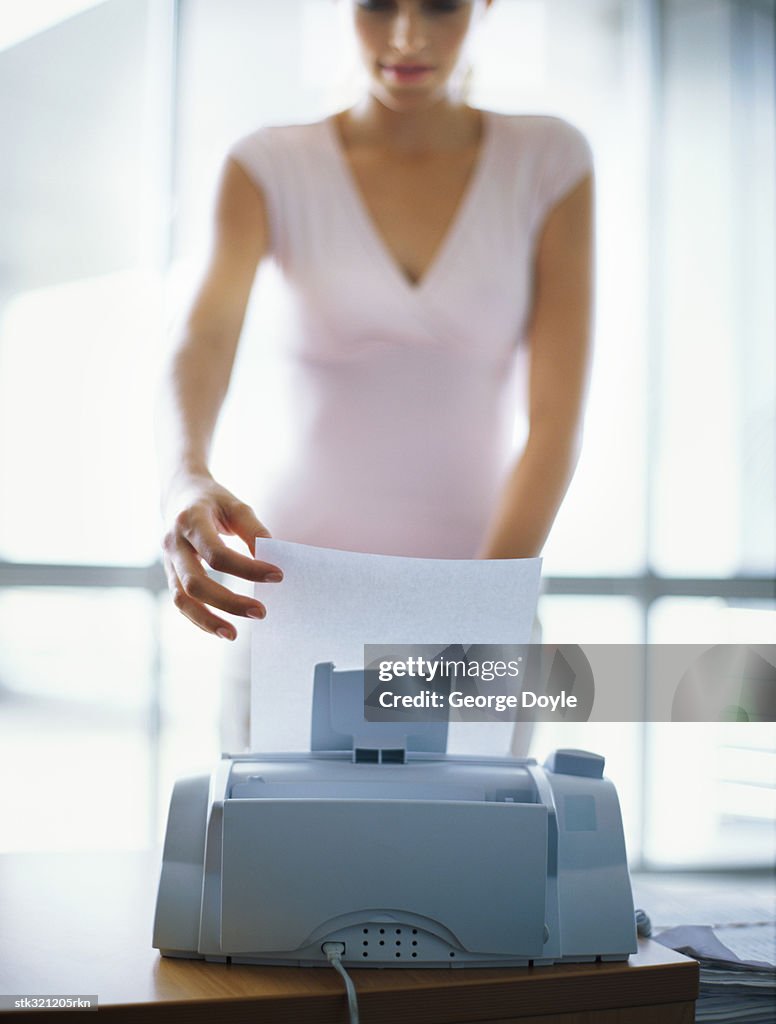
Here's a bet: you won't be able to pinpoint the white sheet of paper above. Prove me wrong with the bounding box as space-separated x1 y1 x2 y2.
251 539 541 754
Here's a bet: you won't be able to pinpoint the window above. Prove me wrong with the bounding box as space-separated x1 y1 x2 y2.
1 0 773 863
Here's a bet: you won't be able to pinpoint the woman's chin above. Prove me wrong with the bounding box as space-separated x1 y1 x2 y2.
368 80 457 114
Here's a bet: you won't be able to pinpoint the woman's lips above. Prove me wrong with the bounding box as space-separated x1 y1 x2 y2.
380 63 435 83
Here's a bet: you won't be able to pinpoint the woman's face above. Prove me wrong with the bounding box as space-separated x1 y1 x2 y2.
347 0 491 110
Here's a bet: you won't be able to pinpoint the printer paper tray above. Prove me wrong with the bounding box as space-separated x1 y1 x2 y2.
220 799 548 957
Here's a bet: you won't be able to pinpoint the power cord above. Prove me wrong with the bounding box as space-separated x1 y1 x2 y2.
322 942 360 1024
322 916 650 1023
635 908 652 937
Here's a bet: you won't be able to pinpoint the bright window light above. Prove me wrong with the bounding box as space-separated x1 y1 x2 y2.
0 0 106 53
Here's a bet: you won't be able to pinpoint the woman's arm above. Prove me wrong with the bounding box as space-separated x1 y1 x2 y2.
479 174 594 559
156 157 282 639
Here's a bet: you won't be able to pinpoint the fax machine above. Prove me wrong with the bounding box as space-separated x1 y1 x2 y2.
153 663 637 967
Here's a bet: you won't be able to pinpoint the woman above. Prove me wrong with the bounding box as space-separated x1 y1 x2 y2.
157 0 593 744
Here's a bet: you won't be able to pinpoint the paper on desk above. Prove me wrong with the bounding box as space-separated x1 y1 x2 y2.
251 540 541 753
713 926 776 970
655 925 776 972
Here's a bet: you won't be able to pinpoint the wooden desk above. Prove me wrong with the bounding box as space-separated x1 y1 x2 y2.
0 851 698 1023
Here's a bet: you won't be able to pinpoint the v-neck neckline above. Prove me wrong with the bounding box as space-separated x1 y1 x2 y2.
323 110 495 295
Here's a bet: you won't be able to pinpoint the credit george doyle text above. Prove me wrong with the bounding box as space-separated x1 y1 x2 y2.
364 644 584 723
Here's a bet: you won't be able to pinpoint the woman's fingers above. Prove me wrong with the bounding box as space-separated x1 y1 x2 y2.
164 535 269 639
163 552 241 640
172 507 282 582
162 482 283 637
172 539 268 617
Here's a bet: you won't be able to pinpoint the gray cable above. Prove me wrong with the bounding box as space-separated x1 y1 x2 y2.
323 942 360 1024
321 916 652 1024
635 908 652 937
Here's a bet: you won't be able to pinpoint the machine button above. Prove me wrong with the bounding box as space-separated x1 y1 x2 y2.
544 749 605 778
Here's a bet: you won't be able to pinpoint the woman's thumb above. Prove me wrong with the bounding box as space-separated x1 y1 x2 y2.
226 499 272 553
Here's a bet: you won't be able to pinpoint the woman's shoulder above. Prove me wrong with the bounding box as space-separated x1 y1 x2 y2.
228 117 331 196
487 110 591 157
229 117 329 160
485 111 594 205
481 111 593 219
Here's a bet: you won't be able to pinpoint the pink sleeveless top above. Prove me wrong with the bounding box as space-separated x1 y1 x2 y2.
230 111 592 558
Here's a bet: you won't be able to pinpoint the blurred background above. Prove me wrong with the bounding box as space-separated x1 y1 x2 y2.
0 0 773 867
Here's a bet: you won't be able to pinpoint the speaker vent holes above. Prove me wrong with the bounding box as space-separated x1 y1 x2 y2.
334 925 457 962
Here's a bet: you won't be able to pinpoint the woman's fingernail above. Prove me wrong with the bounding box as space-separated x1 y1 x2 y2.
247 607 266 620
216 627 235 640
266 572 283 583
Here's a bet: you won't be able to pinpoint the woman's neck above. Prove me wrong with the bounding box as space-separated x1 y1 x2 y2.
338 94 482 155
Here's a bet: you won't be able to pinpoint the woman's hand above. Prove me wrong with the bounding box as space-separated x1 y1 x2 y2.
155 157 275 639
162 473 282 640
